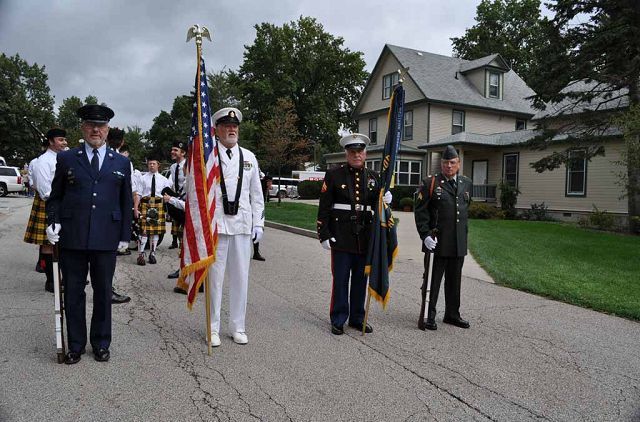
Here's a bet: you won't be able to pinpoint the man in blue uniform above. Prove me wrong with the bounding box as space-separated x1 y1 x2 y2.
414 145 472 330
317 133 392 335
46 104 133 364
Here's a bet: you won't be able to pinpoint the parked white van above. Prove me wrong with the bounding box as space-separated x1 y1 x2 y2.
269 177 299 199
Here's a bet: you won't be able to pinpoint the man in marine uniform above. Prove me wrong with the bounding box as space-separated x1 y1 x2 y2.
46 104 133 364
414 145 472 330
316 133 392 335
23 128 67 292
207 107 264 346
134 154 172 265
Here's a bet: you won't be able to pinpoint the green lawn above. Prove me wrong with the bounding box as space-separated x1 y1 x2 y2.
265 202 640 320
468 220 640 320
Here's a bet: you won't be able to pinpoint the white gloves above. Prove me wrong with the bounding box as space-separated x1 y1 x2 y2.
46 223 61 244
252 226 263 244
383 191 392 204
424 236 437 251
117 241 129 251
321 237 336 250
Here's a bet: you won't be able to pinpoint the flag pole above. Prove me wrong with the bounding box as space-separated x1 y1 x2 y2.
362 293 372 336
187 24 214 355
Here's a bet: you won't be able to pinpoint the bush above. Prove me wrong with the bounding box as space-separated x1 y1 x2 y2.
523 202 553 221
389 185 418 209
579 205 616 230
297 180 323 199
468 202 504 219
499 181 520 219
399 197 414 210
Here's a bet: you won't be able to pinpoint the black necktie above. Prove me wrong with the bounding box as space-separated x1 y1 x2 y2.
449 178 456 190
151 174 156 197
174 165 179 191
226 149 233 159
91 149 99 174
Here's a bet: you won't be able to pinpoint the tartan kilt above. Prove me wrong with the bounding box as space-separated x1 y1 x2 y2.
139 197 166 236
171 221 184 237
23 193 49 245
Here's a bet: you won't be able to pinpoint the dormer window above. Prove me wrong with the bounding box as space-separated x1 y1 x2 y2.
488 71 501 98
382 72 399 100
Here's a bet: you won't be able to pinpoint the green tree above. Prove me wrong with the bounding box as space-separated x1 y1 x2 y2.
235 16 368 154
450 0 550 88
0 53 55 165
530 0 640 233
57 96 83 146
147 95 193 161
259 98 310 202
123 125 149 169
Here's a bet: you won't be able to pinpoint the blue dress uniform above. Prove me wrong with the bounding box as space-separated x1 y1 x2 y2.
317 134 381 334
414 145 472 329
47 106 133 360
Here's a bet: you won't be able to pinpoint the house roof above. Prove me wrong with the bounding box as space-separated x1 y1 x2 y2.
532 79 629 120
355 45 537 116
418 129 538 149
458 54 509 73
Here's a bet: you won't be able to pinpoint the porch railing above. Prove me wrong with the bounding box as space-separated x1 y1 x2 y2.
472 184 497 201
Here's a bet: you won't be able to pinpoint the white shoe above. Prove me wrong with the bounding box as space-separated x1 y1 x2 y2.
232 332 248 345
210 332 221 347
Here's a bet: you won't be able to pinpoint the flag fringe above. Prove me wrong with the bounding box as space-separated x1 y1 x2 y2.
368 285 390 309
181 255 215 310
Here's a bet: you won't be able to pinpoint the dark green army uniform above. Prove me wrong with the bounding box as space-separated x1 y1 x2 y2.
414 173 472 323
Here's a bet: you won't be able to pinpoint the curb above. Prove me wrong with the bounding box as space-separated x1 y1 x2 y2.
265 220 317 240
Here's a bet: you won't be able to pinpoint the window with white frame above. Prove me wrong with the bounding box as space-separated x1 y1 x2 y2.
394 160 422 185
404 110 413 140
365 160 381 173
566 149 587 196
502 153 519 187
382 72 399 100
452 110 465 134
488 71 501 98
369 118 377 144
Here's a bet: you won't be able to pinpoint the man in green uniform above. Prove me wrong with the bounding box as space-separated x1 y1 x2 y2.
414 145 472 330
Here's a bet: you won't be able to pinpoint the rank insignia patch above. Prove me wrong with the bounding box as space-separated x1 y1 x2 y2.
321 182 327 193
243 161 252 170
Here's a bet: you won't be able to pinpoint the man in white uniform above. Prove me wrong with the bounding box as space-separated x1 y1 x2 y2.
23 128 67 291
208 107 264 346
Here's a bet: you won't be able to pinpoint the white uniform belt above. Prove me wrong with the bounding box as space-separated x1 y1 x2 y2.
332 203 371 212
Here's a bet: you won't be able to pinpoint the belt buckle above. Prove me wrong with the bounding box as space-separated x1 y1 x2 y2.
355 204 363 211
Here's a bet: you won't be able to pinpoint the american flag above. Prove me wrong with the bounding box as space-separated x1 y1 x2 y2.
179 56 219 309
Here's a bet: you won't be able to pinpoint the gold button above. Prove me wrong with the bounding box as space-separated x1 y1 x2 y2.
356 184 359 188
356 197 360 201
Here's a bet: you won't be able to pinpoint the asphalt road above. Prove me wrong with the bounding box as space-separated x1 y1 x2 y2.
1 195 639 421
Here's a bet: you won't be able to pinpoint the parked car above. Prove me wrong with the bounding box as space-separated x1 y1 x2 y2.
0 166 24 196
269 177 299 199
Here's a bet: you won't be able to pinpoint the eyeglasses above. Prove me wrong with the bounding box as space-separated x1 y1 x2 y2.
82 122 108 129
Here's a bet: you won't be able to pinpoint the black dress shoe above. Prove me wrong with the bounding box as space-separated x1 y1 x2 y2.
252 253 266 261
45 280 54 293
167 270 180 279
148 253 157 265
168 242 178 249
424 319 437 330
64 351 82 365
442 317 470 329
348 322 373 333
112 289 131 304
331 324 344 335
94 348 110 362
173 287 187 295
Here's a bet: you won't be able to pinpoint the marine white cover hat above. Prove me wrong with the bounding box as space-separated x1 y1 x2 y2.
339 133 370 149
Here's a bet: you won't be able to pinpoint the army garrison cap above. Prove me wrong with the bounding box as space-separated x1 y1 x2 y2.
76 104 114 123
212 107 242 126
172 139 187 152
442 145 459 160
339 133 370 150
46 128 66 140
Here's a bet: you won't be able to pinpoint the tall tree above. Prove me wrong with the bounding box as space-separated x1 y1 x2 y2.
0 53 55 165
235 16 368 154
259 97 310 201
450 0 550 88
147 95 193 162
123 125 149 169
530 0 640 233
56 95 104 147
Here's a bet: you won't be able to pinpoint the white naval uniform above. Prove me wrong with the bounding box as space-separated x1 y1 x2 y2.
135 171 172 198
209 143 265 335
32 148 58 200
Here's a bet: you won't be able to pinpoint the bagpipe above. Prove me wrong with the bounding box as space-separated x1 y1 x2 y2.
161 187 185 224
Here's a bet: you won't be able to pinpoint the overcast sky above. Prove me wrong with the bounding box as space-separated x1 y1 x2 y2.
0 0 482 131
